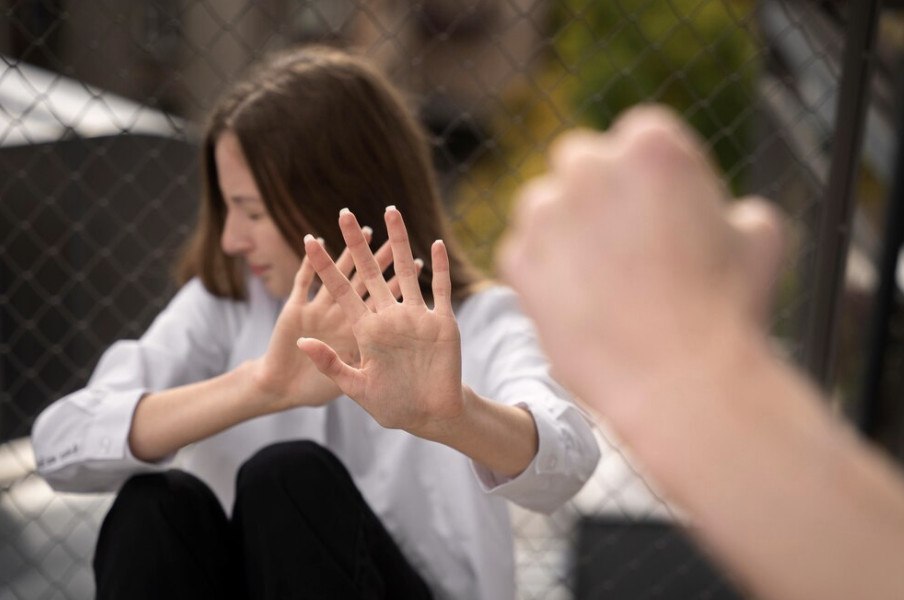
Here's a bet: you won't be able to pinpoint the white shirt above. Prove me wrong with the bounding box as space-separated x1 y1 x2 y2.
31 277 600 600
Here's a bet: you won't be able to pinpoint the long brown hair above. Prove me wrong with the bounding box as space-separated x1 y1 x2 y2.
176 45 484 302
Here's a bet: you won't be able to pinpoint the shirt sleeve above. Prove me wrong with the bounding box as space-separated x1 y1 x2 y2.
30 279 241 493
459 286 601 514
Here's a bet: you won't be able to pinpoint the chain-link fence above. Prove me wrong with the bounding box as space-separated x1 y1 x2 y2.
2 1 903 598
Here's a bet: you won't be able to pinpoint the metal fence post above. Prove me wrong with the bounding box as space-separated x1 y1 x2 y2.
802 0 883 389
859 61 904 443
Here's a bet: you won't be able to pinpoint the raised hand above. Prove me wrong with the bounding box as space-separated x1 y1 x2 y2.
251 229 396 413
297 207 465 440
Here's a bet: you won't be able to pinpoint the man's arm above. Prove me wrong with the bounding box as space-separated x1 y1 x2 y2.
498 104 904 600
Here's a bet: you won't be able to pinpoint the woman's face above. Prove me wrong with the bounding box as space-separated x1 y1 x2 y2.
215 130 302 299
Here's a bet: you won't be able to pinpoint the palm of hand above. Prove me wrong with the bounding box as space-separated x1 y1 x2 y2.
265 295 353 405
352 305 463 432
255 244 371 412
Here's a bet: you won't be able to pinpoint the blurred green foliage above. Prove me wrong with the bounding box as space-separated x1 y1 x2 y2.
452 0 762 272
552 0 760 187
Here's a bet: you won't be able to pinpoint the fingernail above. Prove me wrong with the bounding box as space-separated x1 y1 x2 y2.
414 258 424 268
317 237 325 246
340 207 350 216
304 234 315 243
296 337 306 347
385 205 397 213
362 225 373 236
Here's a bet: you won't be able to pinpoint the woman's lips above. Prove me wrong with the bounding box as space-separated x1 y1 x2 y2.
249 265 270 277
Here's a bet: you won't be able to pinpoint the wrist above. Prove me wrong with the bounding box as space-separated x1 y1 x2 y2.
243 358 288 416
410 385 475 444
415 386 539 478
575 305 766 413
597 314 779 461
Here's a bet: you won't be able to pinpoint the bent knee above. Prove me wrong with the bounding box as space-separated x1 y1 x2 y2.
236 440 354 509
117 470 212 506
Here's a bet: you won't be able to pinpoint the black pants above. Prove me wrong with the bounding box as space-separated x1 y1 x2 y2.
94 441 433 599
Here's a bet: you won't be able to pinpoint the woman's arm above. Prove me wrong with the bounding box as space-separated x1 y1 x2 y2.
31 279 240 491
129 239 402 462
35 239 400 478
420 385 538 478
126 255 337 462
126 361 275 462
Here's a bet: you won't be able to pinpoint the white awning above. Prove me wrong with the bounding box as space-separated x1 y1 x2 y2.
0 55 186 146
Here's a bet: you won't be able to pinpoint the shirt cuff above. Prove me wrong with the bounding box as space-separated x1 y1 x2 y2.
36 387 173 486
470 400 562 495
85 388 147 462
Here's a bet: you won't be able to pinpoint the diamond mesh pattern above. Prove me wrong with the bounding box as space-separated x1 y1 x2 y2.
1 1 890 598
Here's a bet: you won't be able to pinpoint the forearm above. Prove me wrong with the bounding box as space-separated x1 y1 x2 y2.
601 328 904 600
423 386 539 478
128 361 267 461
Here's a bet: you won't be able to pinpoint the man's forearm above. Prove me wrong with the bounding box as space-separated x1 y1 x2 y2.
600 331 904 600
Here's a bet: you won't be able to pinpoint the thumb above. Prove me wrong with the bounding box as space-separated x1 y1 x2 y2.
727 196 788 327
296 337 362 397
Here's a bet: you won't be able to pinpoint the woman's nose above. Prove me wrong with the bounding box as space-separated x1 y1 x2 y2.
221 212 252 256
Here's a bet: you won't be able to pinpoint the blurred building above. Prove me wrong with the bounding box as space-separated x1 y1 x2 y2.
0 56 197 441
1 0 550 187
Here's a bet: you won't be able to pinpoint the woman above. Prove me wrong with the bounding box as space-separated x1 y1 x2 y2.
31 46 600 600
